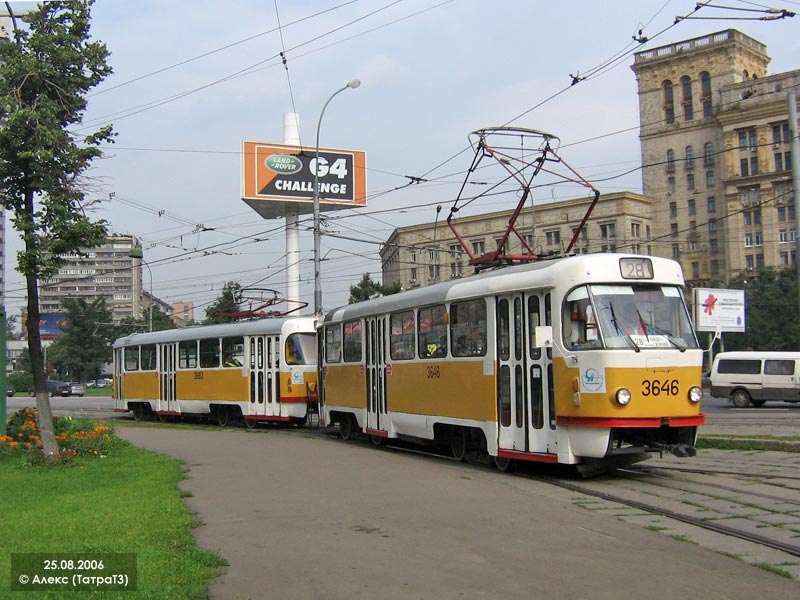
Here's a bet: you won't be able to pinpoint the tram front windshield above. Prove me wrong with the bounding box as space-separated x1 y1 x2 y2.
563 284 699 351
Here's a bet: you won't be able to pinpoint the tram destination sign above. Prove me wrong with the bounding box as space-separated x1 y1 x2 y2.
241 141 367 218
693 287 746 333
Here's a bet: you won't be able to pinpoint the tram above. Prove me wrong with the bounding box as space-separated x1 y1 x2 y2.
113 317 318 426
320 254 705 473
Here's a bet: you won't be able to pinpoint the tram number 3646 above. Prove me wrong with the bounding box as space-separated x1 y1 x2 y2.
641 379 679 396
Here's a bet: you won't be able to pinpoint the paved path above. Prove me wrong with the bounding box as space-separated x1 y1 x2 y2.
118 427 798 599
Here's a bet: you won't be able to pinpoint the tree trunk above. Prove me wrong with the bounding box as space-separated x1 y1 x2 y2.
23 193 59 461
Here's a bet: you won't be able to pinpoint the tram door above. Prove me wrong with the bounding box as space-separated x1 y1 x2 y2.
248 337 267 416
497 295 527 451
113 348 123 408
525 292 556 455
365 316 388 433
159 343 177 413
266 336 281 416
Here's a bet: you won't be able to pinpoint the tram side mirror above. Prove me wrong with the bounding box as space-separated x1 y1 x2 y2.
534 325 553 348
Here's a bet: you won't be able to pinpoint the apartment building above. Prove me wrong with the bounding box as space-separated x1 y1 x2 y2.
632 29 799 286
381 192 653 290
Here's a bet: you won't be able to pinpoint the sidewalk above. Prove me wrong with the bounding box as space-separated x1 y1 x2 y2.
118 427 800 600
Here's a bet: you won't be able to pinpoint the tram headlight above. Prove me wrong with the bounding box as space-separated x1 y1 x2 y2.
688 386 703 403
615 388 632 406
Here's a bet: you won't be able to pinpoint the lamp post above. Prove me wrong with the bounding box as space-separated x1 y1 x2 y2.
129 246 153 332
313 79 360 316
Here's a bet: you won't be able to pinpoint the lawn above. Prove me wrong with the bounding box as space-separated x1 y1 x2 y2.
0 432 225 599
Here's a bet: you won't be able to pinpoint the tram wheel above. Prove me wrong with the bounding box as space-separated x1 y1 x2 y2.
157 412 169 423
215 407 230 426
494 455 515 473
369 434 385 447
131 404 145 421
450 427 467 461
339 415 354 440
731 390 751 408
244 417 258 429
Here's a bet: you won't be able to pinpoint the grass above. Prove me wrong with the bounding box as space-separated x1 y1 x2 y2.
697 436 800 452
0 438 226 599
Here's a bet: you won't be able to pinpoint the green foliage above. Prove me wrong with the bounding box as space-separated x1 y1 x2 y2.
44 297 114 382
116 306 177 338
719 268 800 351
348 273 400 304
204 281 243 324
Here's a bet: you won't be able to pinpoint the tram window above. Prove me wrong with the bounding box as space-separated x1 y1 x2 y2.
498 365 511 427
141 345 157 371
325 326 342 363
343 320 362 362
450 300 486 357
418 305 447 358
179 341 198 369
527 297 540 356
222 337 244 367
513 298 523 361
390 311 416 360
286 333 316 365
563 286 601 350
200 338 221 368
124 347 139 371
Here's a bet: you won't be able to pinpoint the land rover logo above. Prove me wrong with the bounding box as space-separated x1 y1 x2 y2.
265 154 302 174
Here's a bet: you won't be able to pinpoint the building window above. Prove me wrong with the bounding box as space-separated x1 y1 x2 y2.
700 72 712 118
708 218 717 233
663 80 675 124
710 239 718 254
780 229 788 243
772 122 790 145
669 202 677 218
471 240 485 256
744 233 753 247
666 149 675 172
672 243 680 258
668 176 676 193
704 142 714 166
746 255 754 270
756 254 764 269
707 196 716 213
631 222 641 238
774 181 794 204
546 230 561 245
738 128 757 151
754 232 763 246
685 146 694 170
775 151 791 172
706 170 714 187
740 158 749 177
599 223 615 239
780 251 789 266
449 244 462 278
670 223 678 237
749 156 759 176
691 262 700 279
410 267 417 282
710 260 719 275
688 199 696 215
681 75 693 121
741 187 761 207
687 173 695 191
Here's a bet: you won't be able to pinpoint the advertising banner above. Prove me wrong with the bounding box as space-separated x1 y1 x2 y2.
693 288 746 332
241 142 366 217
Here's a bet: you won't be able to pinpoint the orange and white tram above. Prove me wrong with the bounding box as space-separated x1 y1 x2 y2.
320 254 705 472
113 317 318 426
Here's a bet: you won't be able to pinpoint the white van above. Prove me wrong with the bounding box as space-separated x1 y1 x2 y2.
709 351 800 408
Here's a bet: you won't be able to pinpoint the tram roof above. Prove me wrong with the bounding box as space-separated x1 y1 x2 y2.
324 253 685 323
112 315 317 348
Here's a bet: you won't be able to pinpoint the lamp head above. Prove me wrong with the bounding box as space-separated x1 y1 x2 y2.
347 79 361 89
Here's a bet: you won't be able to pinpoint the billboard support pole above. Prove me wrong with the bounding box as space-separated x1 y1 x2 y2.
284 113 301 306
787 92 800 315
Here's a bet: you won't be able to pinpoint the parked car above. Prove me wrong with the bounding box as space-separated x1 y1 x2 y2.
68 382 85 397
6 384 15 397
29 380 71 397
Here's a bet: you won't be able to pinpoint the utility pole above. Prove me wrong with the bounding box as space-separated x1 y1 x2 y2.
788 92 800 314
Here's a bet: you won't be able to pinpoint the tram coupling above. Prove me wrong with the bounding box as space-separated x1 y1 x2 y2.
652 443 697 458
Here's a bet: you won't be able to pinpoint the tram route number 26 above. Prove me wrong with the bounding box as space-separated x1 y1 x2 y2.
642 379 678 396
427 366 441 379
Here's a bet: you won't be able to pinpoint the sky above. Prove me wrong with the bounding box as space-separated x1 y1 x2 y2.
3 0 799 323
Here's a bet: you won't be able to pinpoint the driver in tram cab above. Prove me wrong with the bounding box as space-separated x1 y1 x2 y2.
224 353 242 367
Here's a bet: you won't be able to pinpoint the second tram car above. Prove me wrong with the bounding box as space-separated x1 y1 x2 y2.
113 317 318 426
320 254 704 472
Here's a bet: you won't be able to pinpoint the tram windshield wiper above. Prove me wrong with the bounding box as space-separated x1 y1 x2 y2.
650 326 687 352
609 302 640 352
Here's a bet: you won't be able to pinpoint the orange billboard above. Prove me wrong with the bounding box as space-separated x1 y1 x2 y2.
241 141 367 218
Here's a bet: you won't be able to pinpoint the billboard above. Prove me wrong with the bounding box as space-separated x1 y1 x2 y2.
241 141 367 219
39 312 67 339
693 288 745 333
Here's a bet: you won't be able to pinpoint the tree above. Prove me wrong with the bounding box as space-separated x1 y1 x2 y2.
204 282 243 324
0 1 114 460
45 298 114 383
116 307 177 338
348 273 400 304
719 268 800 351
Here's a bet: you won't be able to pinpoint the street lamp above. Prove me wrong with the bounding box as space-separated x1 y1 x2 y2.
313 79 361 315
129 246 153 332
